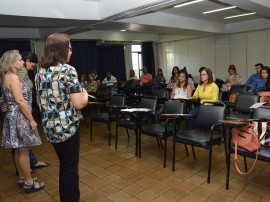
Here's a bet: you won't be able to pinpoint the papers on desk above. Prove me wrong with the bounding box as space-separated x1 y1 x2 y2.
249 102 266 109
121 108 151 112
161 113 191 117
88 94 97 99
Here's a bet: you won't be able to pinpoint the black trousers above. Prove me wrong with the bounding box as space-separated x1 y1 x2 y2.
52 128 80 202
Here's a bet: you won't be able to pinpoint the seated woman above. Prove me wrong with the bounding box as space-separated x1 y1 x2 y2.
153 68 166 89
253 66 270 102
221 64 242 92
189 68 219 129
121 70 138 95
127 69 138 81
166 66 180 89
171 70 193 99
86 73 98 93
79 74 87 88
221 64 242 100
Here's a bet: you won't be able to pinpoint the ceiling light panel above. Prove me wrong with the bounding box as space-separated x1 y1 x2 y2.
203 6 237 14
174 0 205 8
224 12 256 19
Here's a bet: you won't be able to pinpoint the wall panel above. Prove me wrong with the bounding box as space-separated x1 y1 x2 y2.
230 33 247 82
215 35 230 81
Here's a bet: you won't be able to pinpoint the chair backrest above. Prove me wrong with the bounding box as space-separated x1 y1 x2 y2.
229 84 246 94
161 101 185 114
151 89 167 99
138 97 157 112
251 107 270 119
194 104 226 130
110 95 126 106
234 93 259 114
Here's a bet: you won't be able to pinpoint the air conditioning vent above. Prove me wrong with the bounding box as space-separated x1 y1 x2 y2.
96 40 131 46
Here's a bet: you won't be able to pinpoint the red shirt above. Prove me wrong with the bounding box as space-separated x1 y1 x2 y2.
140 73 152 84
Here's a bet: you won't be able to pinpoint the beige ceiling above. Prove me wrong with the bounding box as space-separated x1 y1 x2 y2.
0 0 270 42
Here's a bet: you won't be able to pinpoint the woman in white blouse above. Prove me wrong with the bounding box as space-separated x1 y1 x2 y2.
171 70 193 99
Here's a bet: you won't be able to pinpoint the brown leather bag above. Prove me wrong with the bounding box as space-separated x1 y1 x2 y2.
229 93 238 103
231 123 260 174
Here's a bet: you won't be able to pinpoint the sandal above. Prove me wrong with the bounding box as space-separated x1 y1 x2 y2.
18 177 37 188
24 180 44 194
32 162 49 169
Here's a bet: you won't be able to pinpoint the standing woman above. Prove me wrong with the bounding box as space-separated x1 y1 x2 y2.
189 68 219 129
35 33 88 202
0 50 44 193
171 70 193 99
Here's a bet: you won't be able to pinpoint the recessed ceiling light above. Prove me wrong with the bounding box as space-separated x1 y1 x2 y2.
203 6 237 14
224 12 256 19
120 29 126 32
174 0 204 8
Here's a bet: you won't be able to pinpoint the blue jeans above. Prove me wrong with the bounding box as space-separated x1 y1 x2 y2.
52 128 80 202
188 106 200 129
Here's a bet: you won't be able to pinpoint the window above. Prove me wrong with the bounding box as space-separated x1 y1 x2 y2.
132 44 142 78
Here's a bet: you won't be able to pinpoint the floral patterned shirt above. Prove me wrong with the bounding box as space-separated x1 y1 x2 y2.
35 64 83 143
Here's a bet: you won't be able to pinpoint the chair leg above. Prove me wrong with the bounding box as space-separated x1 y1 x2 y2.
207 147 213 184
125 128 130 140
163 138 167 168
115 124 118 149
191 146 196 160
184 144 189 157
156 137 160 148
138 130 141 158
172 140 176 171
135 129 138 157
244 156 248 172
107 122 111 146
90 119 93 142
159 138 163 149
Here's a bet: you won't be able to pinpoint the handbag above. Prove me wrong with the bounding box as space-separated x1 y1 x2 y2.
253 121 270 146
231 122 261 174
229 93 238 103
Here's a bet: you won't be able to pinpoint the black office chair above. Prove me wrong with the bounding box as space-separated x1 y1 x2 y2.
221 84 247 112
139 101 186 167
115 97 157 156
172 103 226 183
90 94 126 146
226 93 259 120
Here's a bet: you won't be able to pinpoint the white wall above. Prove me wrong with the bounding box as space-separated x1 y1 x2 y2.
155 29 270 83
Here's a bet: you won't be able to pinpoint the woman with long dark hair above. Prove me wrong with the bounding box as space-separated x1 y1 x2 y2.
166 66 180 89
171 70 192 99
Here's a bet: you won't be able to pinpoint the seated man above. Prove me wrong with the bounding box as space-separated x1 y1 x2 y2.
245 63 264 90
102 71 118 94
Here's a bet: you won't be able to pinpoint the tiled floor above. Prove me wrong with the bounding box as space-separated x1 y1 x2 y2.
1 114 270 201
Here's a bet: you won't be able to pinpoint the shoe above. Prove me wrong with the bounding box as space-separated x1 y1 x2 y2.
32 162 49 169
24 180 44 194
18 177 37 188
30 169 36 174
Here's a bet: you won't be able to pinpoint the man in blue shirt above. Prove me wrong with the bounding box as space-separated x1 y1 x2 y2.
245 63 264 90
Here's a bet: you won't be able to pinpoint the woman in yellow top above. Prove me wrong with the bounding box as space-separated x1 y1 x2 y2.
189 67 219 129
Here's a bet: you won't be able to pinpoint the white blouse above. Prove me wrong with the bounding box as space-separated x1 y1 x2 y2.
173 87 188 99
